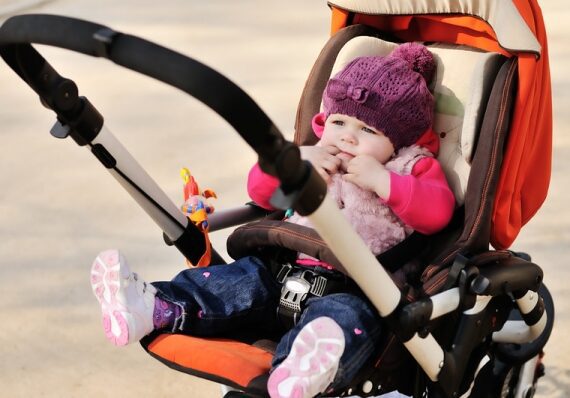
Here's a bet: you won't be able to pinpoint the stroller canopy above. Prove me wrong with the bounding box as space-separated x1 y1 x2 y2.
328 0 552 249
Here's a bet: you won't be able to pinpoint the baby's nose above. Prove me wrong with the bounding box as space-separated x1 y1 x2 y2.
341 133 357 144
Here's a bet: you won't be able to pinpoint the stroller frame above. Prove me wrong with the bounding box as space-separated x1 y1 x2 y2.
0 5 554 398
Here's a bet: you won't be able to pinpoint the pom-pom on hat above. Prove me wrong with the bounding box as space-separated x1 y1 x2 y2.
323 43 436 150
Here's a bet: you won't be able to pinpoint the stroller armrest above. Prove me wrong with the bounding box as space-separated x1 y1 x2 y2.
470 255 543 296
208 204 277 232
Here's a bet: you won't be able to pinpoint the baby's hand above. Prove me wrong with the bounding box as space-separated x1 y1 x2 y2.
343 155 391 199
300 145 341 183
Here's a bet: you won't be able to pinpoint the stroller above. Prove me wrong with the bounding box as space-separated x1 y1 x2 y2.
0 0 555 397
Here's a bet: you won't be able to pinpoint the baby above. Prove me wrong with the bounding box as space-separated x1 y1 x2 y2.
91 43 454 398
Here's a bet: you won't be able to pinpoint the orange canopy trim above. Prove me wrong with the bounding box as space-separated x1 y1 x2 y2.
330 1 552 248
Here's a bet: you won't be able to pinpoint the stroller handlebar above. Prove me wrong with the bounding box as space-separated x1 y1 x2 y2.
0 14 314 194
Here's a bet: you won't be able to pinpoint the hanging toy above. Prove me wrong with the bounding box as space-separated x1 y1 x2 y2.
180 167 217 267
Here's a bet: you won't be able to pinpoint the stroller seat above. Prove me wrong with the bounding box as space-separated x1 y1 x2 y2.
140 27 547 398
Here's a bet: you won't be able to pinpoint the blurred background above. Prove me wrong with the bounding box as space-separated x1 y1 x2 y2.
0 0 567 396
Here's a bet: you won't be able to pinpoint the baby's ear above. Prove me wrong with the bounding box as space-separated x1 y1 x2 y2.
311 112 326 139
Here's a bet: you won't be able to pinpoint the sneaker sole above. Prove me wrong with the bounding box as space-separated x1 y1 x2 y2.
268 316 345 398
90 249 131 346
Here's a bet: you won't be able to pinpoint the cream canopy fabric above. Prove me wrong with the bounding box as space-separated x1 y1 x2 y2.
327 0 541 55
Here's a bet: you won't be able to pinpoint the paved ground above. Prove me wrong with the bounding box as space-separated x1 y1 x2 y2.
0 1 568 397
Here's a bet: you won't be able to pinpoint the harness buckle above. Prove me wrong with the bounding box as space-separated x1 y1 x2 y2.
276 266 345 326
275 263 293 284
309 275 328 297
279 272 312 314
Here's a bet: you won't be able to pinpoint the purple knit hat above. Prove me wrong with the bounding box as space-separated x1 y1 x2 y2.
323 43 436 150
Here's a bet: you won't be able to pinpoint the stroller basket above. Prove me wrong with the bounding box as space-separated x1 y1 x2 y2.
0 1 554 396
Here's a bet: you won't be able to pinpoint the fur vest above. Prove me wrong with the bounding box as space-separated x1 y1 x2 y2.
288 145 432 256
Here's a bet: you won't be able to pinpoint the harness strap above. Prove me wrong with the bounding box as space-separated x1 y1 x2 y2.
377 232 428 273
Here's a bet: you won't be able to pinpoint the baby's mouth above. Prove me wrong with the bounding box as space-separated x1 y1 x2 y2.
337 151 354 162
337 150 354 159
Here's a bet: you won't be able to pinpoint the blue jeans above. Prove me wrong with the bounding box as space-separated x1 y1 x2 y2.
152 256 383 389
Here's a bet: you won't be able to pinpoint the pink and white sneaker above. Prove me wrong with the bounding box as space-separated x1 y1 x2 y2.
90 249 156 346
268 316 345 398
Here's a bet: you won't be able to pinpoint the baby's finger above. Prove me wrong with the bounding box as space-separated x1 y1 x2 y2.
322 145 341 155
342 173 366 190
345 161 359 175
321 157 341 173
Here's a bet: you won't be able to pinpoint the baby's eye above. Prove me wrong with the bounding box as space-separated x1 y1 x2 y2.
331 120 344 126
362 126 377 134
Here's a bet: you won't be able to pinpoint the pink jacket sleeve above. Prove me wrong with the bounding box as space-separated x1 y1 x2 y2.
248 113 327 209
385 157 455 235
247 163 280 210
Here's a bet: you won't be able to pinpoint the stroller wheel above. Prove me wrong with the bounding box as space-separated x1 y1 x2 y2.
498 366 517 398
467 357 518 398
468 355 544 398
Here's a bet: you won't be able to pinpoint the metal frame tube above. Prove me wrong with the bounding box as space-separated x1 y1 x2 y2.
306 194 445 381
306 194 400 315
430 287 461 320
91 126 188 240
492 314 547 344
517 290 539 314
404 334 446 381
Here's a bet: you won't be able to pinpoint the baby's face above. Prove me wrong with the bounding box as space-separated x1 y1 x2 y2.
320 114 395 166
